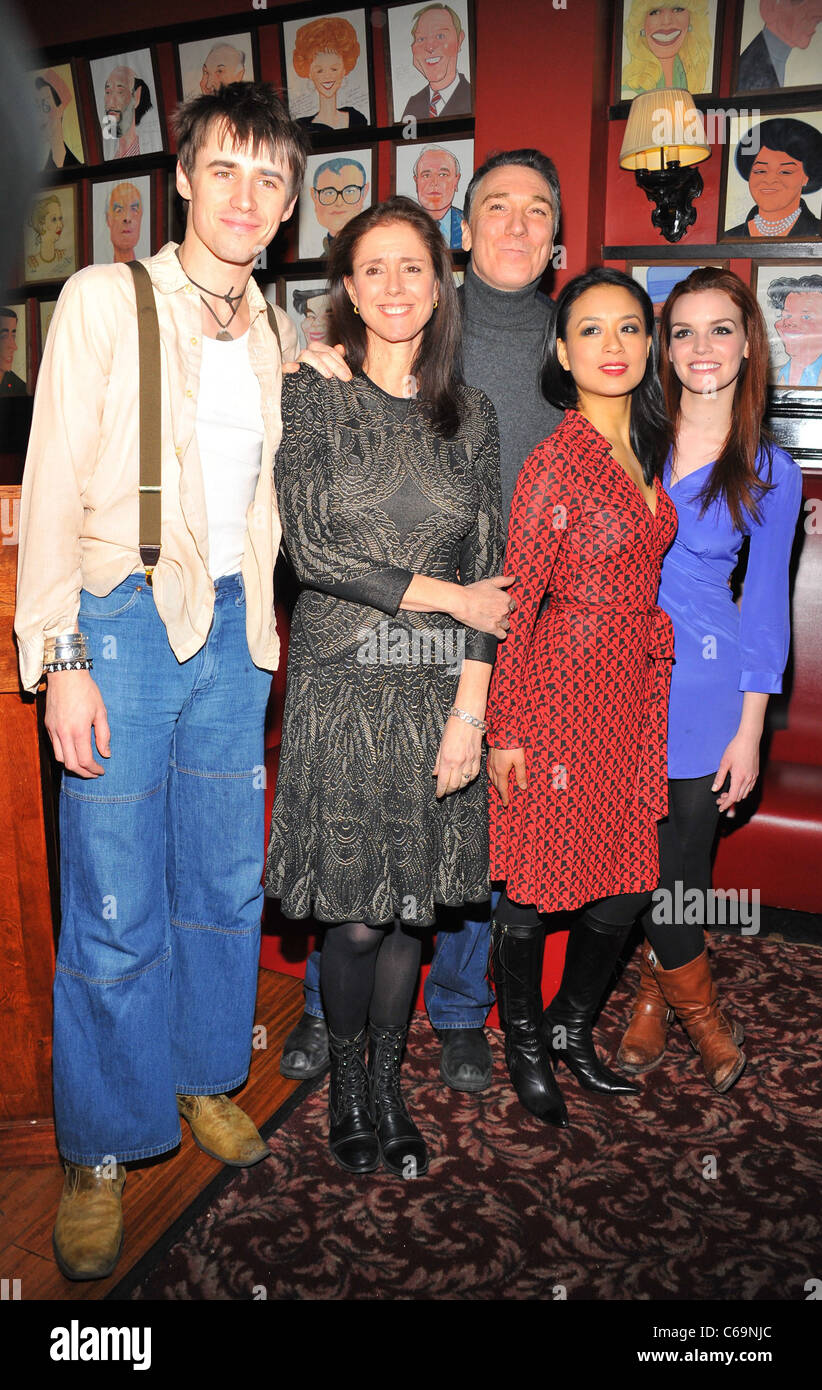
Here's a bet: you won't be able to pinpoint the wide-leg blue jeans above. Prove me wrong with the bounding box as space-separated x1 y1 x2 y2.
53 573 272 1165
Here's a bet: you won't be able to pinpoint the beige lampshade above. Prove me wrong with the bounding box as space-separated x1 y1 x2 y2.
619 89 710 172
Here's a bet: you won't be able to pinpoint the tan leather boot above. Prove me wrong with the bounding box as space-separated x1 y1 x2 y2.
53 1161 126 1282
616 941 674 1074
653 948 746 1093
176 1093 270 1166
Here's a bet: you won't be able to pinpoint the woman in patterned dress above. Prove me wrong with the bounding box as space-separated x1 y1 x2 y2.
616 268 802 1092
485 267 675 1127
265 197 509 1176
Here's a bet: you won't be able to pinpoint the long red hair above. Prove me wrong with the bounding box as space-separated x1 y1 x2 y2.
659 268 773 529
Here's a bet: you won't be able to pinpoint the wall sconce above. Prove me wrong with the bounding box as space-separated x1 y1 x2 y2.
619 89 710 243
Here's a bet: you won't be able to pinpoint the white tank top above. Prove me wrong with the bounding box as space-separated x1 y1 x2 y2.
195 330 265 580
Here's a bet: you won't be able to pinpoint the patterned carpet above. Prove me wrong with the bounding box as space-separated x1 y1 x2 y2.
122 937 821 1301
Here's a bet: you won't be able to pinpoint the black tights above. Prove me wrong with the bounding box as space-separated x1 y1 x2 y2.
320 919 423 1038
642 773 720 969
497 889 652 935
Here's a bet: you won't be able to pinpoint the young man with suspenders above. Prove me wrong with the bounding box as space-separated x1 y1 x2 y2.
14 83 341 1282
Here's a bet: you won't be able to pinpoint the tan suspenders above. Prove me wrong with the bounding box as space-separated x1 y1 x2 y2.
126 260 283 587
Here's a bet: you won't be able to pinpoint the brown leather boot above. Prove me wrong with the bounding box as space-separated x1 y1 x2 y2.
616 940 674 1075
53 1161 126 1282
653 948 746 1093
177 1093 270 1166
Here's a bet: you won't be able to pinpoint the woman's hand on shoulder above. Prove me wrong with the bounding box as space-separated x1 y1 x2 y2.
488 747 527 807
284 342 352 380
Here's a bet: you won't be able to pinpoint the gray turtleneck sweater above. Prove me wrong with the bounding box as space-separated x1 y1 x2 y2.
460 262 563 526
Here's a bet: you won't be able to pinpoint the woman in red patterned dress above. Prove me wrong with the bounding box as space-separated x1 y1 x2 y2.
485 267 676 1127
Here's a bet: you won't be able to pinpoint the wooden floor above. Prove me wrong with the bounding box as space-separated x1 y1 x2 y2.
0 970 306 1301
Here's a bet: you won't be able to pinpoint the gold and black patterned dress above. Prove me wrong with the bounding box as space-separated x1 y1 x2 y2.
264 364 504 927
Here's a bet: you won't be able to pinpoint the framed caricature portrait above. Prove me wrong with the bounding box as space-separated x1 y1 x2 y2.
629 261 728 324
753 260 822 390
719 108 822 241
614 0 723 102
267 276 333 352
91 175 152 265
29 62 87 173
392 136 473 249
299 147 373 259
176 31 258 102
733 0 822 97
88 48 165 161
385 0 474 126
0 303 29 397
22 185 78 287
282 10 372 131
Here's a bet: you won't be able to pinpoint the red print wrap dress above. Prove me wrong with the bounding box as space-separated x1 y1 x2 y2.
485 409 677 913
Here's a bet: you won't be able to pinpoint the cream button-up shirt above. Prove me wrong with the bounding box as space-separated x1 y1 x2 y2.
15 241 299 693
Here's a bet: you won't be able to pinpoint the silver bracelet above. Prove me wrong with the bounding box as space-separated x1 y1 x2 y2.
449 706 487 732
43 658 94 674
43 631 90 663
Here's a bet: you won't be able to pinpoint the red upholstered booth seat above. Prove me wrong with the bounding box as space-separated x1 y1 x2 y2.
713 468 822 913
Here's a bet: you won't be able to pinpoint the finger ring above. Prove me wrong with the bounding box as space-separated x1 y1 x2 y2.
462 772 471 780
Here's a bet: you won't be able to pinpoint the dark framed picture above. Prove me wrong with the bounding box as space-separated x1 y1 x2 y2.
87 48 165 161
91 174 152 265
0 302 30 396
22 184 79 287
298 146 373 259
753 260 822 390
719 108 822 241
267 275 333 351
29 61 88 172
628 260 729 324
175 30 259 102
392 136 473 249
614 0 723 102
732 0 822 97
281 10 373 132
167 170 187 246
385 1 474 126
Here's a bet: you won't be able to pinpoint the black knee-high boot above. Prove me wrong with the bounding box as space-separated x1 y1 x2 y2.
542 913 640 1096
490 920 569 1127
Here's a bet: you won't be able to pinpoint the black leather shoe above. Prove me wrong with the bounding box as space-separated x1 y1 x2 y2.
490 920 569 1128
368 1024 429 1178
280 1011 329 1080
543 913 640 1096
438 1028 493 1092
327 1029 379 1173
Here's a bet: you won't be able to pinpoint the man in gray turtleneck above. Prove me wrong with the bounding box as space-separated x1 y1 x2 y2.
426 149 563 1091
279 148 564 1095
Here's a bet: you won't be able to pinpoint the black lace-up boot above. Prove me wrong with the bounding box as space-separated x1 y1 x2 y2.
327 1028 379 1173
368 1024 429 1178
542 914 641 1095
489 919 569 1127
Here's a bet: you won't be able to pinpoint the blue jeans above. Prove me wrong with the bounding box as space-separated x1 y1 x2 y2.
53 573 272 1165
302 890 500 1029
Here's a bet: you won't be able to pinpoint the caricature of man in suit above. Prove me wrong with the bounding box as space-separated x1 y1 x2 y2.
401 4 472 121
413 145 464 247
738 0 822 91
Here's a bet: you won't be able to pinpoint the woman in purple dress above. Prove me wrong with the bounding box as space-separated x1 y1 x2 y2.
617 268 802 1093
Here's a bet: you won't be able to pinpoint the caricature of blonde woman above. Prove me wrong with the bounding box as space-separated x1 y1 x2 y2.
623 2 713 95
27 194 72 278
